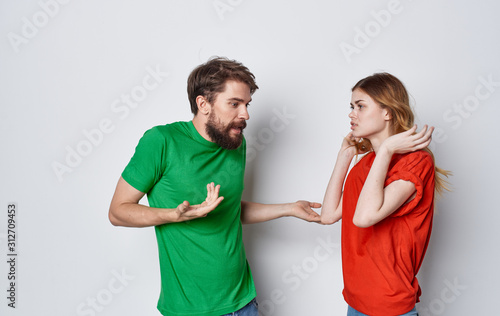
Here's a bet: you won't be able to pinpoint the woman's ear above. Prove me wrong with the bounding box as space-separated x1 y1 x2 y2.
383 108 393 121
196 95 211 116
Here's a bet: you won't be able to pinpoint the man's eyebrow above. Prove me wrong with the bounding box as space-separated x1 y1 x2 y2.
228 97 252 103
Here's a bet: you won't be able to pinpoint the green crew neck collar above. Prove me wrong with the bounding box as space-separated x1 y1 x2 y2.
188 120 220 148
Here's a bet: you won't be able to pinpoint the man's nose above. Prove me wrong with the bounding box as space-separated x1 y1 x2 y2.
239 106 250 120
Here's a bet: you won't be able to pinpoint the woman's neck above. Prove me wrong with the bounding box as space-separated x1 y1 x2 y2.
368 129 392 154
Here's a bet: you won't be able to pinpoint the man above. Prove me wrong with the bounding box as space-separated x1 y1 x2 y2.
109 57 320 316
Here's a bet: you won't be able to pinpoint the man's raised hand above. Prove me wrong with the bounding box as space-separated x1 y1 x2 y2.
175 183 224 222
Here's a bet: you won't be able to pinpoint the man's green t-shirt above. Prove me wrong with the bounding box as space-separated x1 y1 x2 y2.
122 121 256 316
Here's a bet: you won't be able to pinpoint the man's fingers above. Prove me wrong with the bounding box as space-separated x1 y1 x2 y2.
178 201 190 213
214 196 224 207
178 184 224 221
205 182 221 204
204 182 214 202
309 214 321 222
309 202 322 209
199 196 224 216
206 182 214 196
304 208 321 222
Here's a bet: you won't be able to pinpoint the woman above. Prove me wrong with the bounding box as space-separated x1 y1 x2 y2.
321 73 449 316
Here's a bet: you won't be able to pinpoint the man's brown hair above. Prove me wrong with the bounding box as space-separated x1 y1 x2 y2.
187 57 258 115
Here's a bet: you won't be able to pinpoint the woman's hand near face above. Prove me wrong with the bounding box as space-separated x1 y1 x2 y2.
341 132 370 157
381 125 434 155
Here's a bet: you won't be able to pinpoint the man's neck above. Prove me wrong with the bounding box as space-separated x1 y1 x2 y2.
192 116 212 142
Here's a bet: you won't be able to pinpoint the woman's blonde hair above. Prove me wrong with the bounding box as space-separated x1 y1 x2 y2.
352 72 451 195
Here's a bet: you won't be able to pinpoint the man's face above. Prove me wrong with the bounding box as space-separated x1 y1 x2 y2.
205 80 251 150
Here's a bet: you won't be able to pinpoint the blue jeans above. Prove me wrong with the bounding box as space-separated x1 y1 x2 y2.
347 305 418 316
221 298 258 316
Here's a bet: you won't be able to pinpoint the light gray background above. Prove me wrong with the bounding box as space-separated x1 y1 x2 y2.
1 0 499 315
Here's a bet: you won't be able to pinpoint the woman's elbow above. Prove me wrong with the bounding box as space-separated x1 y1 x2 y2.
352 214 374 228
320 212 340 225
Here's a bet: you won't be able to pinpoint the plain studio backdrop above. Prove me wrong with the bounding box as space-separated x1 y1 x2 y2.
1 0 499 315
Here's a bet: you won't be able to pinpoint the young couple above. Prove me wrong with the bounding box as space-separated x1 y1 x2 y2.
109 57 449 316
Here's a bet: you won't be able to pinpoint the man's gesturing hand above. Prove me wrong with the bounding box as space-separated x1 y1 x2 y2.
175 183 224 222
291 200 322 222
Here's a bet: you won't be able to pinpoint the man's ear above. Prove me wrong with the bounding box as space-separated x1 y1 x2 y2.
196 95 211 115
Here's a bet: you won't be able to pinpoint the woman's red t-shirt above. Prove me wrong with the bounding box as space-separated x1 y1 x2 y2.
342 150 435 316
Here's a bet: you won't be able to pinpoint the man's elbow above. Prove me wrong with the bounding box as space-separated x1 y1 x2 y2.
108 208 122 226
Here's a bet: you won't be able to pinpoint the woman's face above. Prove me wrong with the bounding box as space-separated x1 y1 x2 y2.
349 88 391 140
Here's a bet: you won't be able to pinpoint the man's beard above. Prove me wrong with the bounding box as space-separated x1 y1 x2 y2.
205 112 246 150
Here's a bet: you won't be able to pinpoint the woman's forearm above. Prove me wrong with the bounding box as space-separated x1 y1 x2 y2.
321 150 355 224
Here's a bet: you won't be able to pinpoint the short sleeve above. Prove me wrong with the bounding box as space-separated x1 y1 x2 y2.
122 127 167 193
385 151 434 217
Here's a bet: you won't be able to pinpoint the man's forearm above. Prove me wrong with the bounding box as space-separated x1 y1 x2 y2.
240 200 320 224
109 179 224 227
109 202 178 227
240 201 292 224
